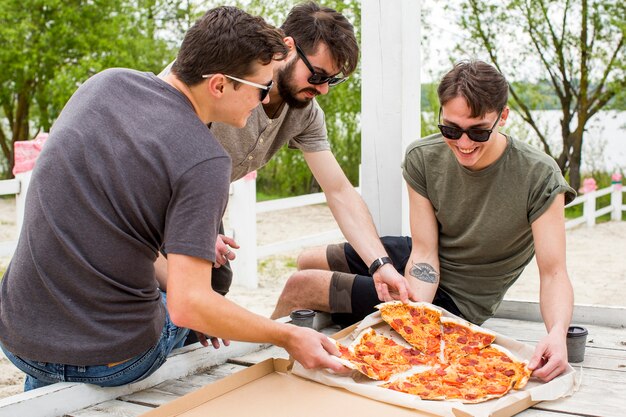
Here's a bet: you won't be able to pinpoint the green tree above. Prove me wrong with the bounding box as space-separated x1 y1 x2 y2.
0 0 191 178
458 0 625 190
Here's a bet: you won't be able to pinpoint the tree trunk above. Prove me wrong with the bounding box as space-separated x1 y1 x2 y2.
568 130 584 192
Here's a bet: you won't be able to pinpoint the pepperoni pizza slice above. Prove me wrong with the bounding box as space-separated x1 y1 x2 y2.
382 367 447 401
376 301 442 357
332 328 431 381
457 344 532 391
441 316 497 362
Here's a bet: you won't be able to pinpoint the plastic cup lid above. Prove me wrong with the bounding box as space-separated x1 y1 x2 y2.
290 309 315 318
567 325 588 337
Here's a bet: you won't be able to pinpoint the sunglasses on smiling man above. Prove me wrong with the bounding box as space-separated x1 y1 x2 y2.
437 107 503 143
295 44 347 87
202 74 274 102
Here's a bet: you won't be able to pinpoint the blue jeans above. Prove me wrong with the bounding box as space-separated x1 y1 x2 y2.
0 292 189 391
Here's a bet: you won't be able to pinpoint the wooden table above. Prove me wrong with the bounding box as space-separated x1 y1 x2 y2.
1 301 624 417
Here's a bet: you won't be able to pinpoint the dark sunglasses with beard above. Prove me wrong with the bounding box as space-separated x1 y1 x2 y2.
295 44 347 87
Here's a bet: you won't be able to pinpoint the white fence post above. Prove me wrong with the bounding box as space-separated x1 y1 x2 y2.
583 191 596 227
228 172 258 288
611 173 623 221
14 171 32 236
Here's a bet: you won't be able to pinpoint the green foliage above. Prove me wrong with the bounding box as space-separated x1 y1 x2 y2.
0 0 195 178
456 0 625 191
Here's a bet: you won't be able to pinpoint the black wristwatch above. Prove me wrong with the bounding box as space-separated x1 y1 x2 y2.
368 256 393 276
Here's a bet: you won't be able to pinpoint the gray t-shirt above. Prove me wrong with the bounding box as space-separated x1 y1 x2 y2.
402 134 575 324
159 61 330 182
0 69 231 365
210 100 330 181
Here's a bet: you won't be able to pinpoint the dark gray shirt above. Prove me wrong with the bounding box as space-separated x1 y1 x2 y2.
0 69 231 365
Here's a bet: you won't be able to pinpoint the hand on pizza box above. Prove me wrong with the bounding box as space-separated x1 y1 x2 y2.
373 264 416 303
528 329 569 382
286 326 346 372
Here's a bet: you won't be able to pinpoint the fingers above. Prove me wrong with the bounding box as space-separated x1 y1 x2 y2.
531 356 567 382
394 280 410 303
196 332 209 348
220 235 240 249
321 336 340 356
210 337 221 349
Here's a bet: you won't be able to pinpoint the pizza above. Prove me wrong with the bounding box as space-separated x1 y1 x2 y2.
441 316 497 362
376 301 442 358
332 328 431 381
382 345 530 403
456 344 532 391
333 301 532 404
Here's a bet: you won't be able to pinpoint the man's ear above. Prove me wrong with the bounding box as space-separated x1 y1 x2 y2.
283 36 296 53
206 74 226 98
499 106 510 126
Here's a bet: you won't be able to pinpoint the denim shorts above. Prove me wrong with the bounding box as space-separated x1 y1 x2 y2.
0 292 189 391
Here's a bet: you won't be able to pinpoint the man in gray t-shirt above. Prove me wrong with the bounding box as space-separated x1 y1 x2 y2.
159 3 416 347
0 6 344 392
273 61 576 383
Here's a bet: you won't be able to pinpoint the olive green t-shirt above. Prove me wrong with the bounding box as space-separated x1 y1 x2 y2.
402 134 575 324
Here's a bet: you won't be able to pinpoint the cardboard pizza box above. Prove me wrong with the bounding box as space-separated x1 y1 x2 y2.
138 357 436 417
141 311 577 417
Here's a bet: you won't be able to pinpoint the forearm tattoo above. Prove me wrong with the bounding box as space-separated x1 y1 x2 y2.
409 263 440 284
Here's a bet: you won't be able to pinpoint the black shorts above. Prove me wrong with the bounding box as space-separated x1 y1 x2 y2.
326 236 462 328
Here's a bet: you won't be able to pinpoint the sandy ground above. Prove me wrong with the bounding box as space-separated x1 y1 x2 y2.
0 198 625 399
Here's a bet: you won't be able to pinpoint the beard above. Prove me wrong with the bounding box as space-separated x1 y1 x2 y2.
276 57 319 109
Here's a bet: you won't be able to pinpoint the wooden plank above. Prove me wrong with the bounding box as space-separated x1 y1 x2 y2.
119 363 247 407
483 318 626 350
228 345 289 366
496 300 626 328
531 367 626 417
0 341 263 417
517 409 586 416
67 399 151 417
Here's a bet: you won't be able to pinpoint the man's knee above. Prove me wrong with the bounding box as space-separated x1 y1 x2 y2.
282 270 315 296
296 246 329 271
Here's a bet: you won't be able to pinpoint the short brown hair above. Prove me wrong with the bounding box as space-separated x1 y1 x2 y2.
172 6 288 86
281 1 359 76
437 60 509 118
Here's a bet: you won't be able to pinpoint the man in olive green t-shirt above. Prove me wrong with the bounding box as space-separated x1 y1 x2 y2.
272 60 576 383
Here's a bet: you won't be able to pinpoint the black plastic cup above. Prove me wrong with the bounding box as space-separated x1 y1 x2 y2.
566 325 588 363
290 309 316 328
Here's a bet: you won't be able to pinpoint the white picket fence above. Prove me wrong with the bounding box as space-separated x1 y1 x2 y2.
1 173 624 287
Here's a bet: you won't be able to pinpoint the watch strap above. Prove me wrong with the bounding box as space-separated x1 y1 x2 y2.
368 256 393 276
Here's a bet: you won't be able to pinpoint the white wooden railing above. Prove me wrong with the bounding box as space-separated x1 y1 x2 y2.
1 173 624 287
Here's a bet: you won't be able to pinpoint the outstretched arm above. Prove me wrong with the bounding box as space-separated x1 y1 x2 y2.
405 185 440 301
528 193 573 381
304 150 415 302
166 253 345 371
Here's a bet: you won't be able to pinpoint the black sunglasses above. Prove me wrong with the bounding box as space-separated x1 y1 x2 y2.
295 44 347 87
437 108 503 143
